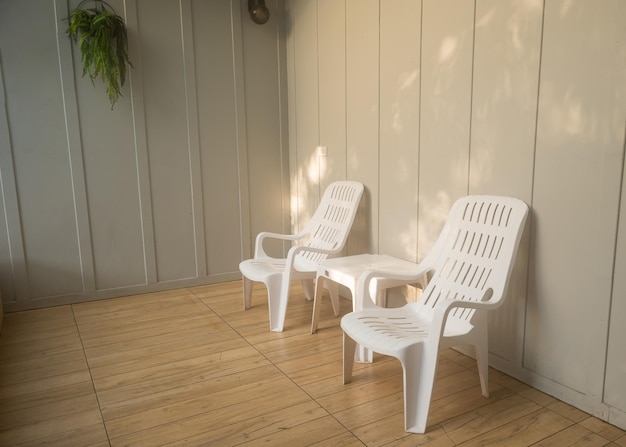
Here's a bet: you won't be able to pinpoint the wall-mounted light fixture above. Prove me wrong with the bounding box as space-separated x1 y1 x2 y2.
248 0 269 25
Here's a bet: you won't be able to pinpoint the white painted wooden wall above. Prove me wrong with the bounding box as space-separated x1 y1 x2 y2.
285 0 626 430
0 0 290 309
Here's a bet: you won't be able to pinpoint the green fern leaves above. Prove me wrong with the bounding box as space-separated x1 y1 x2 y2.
67 3 132 108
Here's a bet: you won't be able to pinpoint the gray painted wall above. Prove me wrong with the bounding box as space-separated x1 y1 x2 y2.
0 0 289 310
285 0 626 431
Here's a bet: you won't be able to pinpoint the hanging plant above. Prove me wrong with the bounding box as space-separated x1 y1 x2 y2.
66 0 132 108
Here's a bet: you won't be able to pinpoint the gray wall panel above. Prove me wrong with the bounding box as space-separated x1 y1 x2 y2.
137 0 198 281
72 0 147 290
0 0 289 308
1 0 83 299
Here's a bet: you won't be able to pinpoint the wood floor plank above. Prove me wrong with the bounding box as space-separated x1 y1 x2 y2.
0 350 88 385
455 409 572 446
13 424 110 447
378 425 455 447
0 408 103 446
236 415 350 446
108 387 314 446
0 381 95 415
532 423 610 446
0 333 83 363
440 394 542 444
307 431 367 447
0 281 624 446
0 307 77 343
0 370 93 400
301 357 401 400
83 321 233 363
0 393 100 430
155 401 329 447
318 374 405 415
93 346 268 398
101 364 286 424
87 332 249 379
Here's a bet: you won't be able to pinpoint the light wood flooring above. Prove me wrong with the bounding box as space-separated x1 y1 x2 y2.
0 281 625 446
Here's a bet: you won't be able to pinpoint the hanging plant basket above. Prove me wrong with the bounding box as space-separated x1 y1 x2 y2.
66 0 132 108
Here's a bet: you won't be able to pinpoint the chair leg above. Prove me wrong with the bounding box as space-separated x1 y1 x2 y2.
327 280 340 316
267 275 289 332
311 276 325 334
343 332 357 384
302 279 314 300
243 276 253 310
402 344 436 434
473 325 490 398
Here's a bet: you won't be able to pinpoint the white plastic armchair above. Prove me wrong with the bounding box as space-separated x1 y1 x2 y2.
239 181 364 332
341 195 528 433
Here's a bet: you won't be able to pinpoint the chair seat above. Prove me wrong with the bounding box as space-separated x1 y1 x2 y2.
239 258 286 281
341 302 431 354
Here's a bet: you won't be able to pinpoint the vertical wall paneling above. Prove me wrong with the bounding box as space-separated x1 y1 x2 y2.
604 0 626 427
346 0 379 254
469 0 543 363
125 0 157 286
1 0 84 300
232 0 252 263
290 0 320 234
239 0 285 261
69 0 146 292
526 0 624 402
136 0 196 282
180 0 206 278
607 136 626 426
0 1 288 309
285 0 626 430
0 58 26 305
379 0 421 261
317 0 347 190
417 0 475 260
55 1 96 297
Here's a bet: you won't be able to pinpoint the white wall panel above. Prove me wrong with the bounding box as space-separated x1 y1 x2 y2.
379 0 421 262
318 0 347 190
417 0 475 260
346 0 379 254
285 0 626 430
526 0 624 400
290 0 320 233
240 0 287 261
603 0 626 425
470 0 542 363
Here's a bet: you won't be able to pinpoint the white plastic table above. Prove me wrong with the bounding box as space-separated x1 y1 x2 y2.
311 253 421 362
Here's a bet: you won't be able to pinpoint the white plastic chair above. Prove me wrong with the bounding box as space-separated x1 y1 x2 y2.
239 181 364 332
341 195 528 433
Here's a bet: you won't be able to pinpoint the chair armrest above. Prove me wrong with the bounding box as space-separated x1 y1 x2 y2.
355 265 433 309
429 293 499 339
283 244 339 267
254 231 308 258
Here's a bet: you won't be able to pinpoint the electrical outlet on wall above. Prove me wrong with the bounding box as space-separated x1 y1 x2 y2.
316 145 327 156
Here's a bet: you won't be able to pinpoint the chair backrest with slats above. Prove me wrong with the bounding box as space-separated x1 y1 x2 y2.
294 181 364 271
417 196 528 330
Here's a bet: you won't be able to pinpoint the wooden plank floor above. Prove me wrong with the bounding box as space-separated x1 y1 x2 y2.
1 281 625 446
